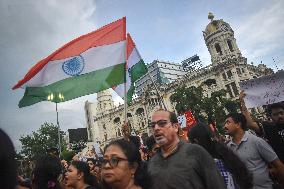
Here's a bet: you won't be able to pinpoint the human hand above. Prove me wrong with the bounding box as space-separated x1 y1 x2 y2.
239 90 246 101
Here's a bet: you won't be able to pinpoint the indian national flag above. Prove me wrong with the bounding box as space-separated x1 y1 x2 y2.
113 34 148 103
13 17 126 108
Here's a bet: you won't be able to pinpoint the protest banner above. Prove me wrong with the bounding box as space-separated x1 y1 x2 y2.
240 70 284 108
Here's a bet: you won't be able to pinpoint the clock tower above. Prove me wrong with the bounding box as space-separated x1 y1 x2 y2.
203 12 243 66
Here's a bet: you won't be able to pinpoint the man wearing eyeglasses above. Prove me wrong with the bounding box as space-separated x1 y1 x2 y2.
147 109 226 189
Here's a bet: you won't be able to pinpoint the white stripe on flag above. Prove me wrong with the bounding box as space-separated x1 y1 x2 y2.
27 41 126 87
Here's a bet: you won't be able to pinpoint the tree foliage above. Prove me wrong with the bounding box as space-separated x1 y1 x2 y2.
19 122 66 160
170 85 239 132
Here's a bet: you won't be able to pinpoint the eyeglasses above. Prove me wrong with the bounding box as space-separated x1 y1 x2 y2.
101 156 128 168
149 120 170 128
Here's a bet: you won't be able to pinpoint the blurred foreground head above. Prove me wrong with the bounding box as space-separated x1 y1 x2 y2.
0 129 17 189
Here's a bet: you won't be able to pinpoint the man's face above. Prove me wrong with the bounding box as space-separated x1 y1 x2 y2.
121 123 130 137
271 108 284 125
151 110 178 147
223 117 239 136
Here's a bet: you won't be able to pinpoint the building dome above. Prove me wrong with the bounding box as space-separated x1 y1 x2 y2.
203 13 232 38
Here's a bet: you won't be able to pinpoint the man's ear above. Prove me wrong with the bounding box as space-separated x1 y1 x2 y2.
236 122 242 129
173 123 180 132
77 171 84 180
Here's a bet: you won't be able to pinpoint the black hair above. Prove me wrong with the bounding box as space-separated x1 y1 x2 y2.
86 158 96 164
103 139 151 189
226 113 247 130
32 155 62 189
70 161 97 187
46 147 59 156
0 129 17 189
145 135 156 152
169 111 178 123
266 102 284 116
188 123 253 189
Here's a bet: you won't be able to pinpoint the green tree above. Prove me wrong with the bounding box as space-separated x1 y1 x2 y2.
19 122 66 160
170 85 239 133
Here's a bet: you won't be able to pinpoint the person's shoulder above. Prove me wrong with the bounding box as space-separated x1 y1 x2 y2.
183 143 209 155
246 132 260 141
246 132 269 145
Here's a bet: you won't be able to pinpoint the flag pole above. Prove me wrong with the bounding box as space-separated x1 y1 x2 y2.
56 102 61 155
124 79 128 123
124 34 128 125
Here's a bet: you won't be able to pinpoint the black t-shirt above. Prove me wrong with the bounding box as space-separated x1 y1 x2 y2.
261 121 284 163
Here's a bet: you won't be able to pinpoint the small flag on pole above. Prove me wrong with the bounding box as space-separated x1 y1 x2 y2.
113 34 148 104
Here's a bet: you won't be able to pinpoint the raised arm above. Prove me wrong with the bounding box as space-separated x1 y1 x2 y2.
269 159 284 187
239 90 261 134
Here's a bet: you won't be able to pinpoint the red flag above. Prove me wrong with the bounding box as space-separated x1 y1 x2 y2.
184 110 197 129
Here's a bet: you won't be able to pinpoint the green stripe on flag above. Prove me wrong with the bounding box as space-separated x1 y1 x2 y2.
127 59 148 104
19 63 126 107
129 60 148 82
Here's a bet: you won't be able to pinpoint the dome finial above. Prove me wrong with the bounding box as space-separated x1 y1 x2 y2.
208 12 214 21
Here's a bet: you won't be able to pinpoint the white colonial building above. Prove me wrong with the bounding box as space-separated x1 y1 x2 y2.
85 13 273 146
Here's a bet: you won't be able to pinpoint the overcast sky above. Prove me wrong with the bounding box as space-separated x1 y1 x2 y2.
0 0 283 151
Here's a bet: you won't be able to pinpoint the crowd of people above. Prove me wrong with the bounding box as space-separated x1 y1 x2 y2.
1 92 284 189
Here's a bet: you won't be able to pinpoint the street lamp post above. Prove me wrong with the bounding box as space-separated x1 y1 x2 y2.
47 93 64 155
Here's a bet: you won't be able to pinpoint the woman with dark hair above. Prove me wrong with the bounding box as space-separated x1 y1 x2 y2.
101 139 151 189
187 122 253 189
87 158 96 176
65 161 99 189
32 155 62 189
0 129 17 189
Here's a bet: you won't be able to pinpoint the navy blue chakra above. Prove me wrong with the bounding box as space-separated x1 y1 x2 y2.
62 55 85 76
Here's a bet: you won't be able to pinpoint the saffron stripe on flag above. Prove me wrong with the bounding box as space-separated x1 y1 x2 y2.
13 17 126 90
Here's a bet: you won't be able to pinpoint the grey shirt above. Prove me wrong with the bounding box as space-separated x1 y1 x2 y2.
148 141 226 189
227 131 278 189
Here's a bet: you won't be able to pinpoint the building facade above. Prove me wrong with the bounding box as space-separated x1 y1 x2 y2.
135 60 188 96
85 13 273 146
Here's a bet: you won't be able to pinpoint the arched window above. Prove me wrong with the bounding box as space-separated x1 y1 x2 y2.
114 117 120 124
227 40 234 52
215 43 223 55
127 113 132 117
136 108 144 115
